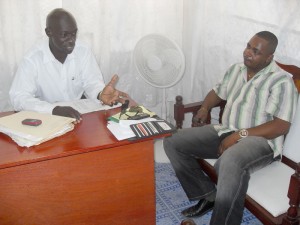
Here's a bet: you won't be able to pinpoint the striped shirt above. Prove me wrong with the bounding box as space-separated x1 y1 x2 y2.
213 61 298 157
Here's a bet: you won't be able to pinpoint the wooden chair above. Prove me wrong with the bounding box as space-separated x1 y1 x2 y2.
174 62 300 225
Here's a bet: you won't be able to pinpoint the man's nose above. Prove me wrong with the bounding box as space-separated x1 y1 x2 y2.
66 33 76 42
244 49 252 57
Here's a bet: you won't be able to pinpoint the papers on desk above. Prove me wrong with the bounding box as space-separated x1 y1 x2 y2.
54 99 121 114
0 111 76 147
107 118 157 140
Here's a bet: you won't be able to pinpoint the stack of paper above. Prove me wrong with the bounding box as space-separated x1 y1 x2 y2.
0 111 76 147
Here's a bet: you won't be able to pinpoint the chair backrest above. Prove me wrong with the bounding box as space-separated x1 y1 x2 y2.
277 62 300 163
276 61 300 92
283 96 300 162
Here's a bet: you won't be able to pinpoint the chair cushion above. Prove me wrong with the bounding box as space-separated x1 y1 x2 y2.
204 159 293 217
283 94 300 162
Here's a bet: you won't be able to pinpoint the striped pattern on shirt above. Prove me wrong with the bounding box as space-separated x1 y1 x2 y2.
213 61 298 157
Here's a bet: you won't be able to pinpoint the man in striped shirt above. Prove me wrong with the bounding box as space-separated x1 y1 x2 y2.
164 31 298 225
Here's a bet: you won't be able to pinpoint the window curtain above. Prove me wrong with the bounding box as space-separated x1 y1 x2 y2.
1 0 300 125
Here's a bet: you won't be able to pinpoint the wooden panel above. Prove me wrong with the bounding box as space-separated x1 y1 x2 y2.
0 140 155 225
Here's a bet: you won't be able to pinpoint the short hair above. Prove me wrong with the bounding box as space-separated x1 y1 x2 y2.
46 8 75 28
255 31 278 54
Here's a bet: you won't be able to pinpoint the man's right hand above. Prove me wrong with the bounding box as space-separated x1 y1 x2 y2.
192 107 209 126
192 90 223 127
52 106 82 123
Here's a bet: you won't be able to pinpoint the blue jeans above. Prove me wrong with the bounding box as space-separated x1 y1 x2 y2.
163 125 274 225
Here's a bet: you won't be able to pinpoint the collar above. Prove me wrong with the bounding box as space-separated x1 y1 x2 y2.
240 60 278 76
42 40 75 64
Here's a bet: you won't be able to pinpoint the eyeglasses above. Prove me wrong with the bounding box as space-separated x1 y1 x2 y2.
128 106 143 113
124 106 145 119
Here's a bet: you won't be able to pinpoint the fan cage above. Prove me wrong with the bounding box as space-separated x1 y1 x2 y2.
133 34 185 88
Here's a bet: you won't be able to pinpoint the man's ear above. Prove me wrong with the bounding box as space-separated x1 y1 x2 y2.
266 54 274 63
45 28 52 37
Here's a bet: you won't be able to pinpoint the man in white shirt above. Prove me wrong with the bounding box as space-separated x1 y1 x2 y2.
9 8 128 122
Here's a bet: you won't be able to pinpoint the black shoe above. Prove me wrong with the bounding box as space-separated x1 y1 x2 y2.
181 199 214 217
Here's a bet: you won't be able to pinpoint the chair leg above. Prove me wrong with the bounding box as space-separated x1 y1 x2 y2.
175 95 184 129
282 163 300 225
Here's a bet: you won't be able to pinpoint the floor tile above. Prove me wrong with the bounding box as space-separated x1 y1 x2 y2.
155 162 263 225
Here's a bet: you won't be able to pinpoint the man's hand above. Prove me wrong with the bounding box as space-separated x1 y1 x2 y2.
99 74 129 106
192 107 209 127
218 132 240 156
98 74 128 106
52 106 82 123
217 116 291 156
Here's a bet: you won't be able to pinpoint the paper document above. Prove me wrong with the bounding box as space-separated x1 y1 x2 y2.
54 99 121 114
107 121 136 141
0 111 76 147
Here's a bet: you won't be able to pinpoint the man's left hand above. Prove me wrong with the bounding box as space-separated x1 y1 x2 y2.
99 74 129 106
218 132 240 156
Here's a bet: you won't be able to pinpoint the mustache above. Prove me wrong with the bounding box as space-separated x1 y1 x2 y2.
244 55 252 60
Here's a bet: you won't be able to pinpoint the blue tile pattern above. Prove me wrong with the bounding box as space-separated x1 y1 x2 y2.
155 162 263 225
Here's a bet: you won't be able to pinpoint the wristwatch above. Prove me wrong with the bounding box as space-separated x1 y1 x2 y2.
238 129 248 138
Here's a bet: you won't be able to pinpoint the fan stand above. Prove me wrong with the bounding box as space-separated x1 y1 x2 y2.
162 88 167 120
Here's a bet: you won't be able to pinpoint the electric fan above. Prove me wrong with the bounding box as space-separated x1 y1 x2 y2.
133 34 185 118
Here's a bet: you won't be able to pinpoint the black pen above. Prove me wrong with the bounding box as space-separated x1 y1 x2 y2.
119 100 129 119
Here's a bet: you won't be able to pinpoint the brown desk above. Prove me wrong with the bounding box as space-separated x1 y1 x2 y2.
0 109 166 225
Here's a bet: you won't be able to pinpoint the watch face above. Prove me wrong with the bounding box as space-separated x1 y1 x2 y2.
239 129 248 138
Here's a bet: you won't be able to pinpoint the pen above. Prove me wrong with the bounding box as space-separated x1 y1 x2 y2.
143 123 153 135
132 125 141 138
119 100 129 119
137 123 148 136
147 122 158 134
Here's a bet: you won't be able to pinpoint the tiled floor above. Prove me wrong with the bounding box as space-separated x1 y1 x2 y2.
155 162 263 225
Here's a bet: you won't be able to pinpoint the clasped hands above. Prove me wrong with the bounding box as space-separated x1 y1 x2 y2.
53 74 128 123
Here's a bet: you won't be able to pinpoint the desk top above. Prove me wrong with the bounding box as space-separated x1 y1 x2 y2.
0 109 167 170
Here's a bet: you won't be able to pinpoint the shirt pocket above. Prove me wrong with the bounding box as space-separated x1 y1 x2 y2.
69 73 84 96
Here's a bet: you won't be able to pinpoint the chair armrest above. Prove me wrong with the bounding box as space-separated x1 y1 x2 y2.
174 95 226 129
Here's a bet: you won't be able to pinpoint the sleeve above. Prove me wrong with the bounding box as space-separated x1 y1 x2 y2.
265 76 298 122
9 58 55 114
79 47 105 100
